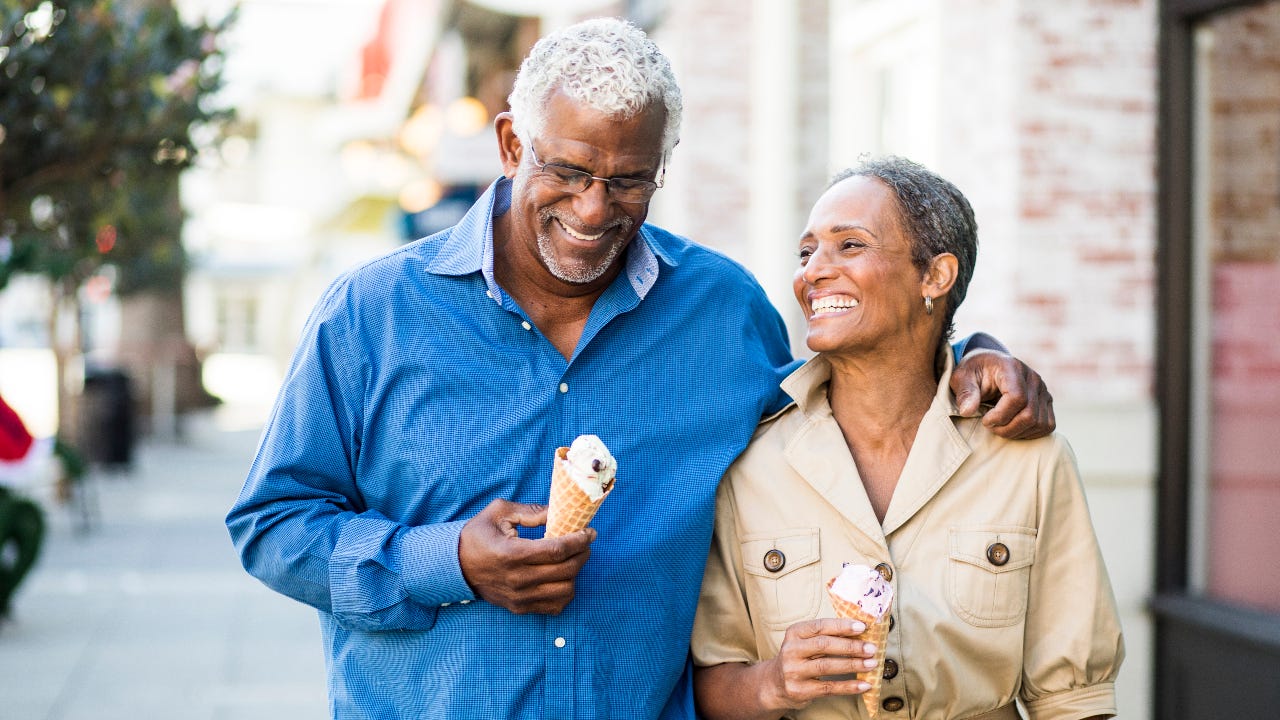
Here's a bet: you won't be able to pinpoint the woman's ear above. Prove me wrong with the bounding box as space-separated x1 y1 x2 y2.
922 253 959 302
494 112 522 179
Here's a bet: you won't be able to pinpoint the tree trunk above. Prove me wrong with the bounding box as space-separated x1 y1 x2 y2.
116 289 218 439
49 278 81 445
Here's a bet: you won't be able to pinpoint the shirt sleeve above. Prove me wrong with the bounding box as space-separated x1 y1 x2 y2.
951 331 1010 364
691 474 760 666
226 277 475 633
1020 435 1125 720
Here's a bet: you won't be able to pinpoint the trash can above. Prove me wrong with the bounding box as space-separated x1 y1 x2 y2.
80 368 135 468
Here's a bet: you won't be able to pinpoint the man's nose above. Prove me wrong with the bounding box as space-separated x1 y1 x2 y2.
570 179 615 226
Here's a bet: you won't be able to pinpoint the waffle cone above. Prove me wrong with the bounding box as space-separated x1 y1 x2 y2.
545 446 614 538
826 578 892 719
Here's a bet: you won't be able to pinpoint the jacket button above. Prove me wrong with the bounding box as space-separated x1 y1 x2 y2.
874 562 893 582
882 658 899 679
889 614 895 631
882 696 905 712
986 542 1010 566
763 549 785 573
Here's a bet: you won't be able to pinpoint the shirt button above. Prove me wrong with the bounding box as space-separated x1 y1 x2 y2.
521 321 532 331
882 696 905 712
874 562 894 582
762 549 785 573
554 637 566 648
559 383 569 393
889 614 895 632
440 602 451 607
459 600 471 605
882 658 899 679
987 542 1010 566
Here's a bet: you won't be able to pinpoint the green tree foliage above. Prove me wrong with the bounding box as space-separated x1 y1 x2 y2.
0 0 232 294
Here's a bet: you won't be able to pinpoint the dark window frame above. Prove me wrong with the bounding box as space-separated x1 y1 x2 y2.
1156 0 1280 717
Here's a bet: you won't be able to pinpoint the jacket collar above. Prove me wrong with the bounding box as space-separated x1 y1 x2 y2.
779 351 972 539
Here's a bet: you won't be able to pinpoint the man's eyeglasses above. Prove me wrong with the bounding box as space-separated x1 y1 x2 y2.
526 144 664 204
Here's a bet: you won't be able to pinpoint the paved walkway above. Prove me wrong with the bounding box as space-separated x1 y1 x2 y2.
0 409 328 719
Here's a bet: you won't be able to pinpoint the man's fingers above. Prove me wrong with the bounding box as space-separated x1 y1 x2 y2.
486 500 547 535
982 366 1055 440
458 498 595 614
950 362 984 416
521 529 595 565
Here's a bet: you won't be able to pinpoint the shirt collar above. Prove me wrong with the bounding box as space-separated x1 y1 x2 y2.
425 176 676 301
781 349 961 418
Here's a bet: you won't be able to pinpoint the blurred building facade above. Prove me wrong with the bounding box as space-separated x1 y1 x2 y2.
646 1 1163 716
132 0 1280 717
1 0 1273 716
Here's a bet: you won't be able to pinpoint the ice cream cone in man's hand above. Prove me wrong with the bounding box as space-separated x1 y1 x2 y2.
827 563 895 719
545 434 617 538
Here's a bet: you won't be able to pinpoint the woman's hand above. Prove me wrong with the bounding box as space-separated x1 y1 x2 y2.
951 349 1055 440
694 618 877 720
761 618 878 710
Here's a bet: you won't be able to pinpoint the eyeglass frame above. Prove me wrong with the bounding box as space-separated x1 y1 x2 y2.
524 143 666 204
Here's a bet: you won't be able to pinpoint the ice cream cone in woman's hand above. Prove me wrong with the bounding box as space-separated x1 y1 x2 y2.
827 564 895 719
545 434 617 538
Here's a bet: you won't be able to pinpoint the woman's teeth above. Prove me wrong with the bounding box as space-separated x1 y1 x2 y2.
812 296 858 315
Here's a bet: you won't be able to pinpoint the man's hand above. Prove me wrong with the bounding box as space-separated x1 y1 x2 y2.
951 349 1056 440
458 498 595 615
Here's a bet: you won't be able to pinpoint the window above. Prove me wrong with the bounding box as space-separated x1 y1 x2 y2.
1187 1 1280 613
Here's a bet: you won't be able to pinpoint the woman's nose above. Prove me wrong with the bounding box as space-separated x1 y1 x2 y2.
802 246 837 283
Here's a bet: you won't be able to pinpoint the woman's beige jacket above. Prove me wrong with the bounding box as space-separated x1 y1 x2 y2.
692 354 1124 720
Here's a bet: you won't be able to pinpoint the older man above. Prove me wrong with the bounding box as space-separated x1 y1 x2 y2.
227 17 1053 719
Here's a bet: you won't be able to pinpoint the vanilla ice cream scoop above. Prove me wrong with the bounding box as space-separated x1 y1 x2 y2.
829 563 894 619
562 434 617 501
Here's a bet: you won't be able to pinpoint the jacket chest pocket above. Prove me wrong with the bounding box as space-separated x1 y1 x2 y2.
740 528 822 629
947 526 1036 628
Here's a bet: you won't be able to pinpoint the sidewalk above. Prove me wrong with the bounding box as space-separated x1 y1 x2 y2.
0 408 327 719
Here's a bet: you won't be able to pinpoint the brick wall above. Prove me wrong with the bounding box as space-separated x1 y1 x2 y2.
945 0 1159 403
648 1 753 260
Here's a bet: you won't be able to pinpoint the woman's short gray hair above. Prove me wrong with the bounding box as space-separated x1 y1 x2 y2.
507 17 682 157
831 156 978 343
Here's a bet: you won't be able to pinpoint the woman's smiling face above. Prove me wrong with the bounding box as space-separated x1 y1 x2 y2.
793 175 929 356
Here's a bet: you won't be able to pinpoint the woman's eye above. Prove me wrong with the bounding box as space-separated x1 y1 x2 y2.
842 239 864 251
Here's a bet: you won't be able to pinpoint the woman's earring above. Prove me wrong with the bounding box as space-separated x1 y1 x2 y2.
924 296 934 315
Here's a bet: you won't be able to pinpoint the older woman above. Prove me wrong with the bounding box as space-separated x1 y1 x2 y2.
691 157 1123 720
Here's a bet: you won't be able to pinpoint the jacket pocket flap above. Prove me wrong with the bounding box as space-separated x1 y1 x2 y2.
949 526 1036 574
741 528 820 580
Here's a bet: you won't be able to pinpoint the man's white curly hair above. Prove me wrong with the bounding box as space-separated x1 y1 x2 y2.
507 17 682 157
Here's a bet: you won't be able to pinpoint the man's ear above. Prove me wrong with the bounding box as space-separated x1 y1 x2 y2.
922 253 959 302
495 112 522 179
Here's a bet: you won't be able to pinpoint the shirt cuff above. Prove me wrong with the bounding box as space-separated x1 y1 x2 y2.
955 331 1009 359
399 520 477 607
1023 682 1117 720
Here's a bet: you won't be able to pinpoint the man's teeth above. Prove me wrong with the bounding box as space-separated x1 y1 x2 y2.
811 296 859 314
559 220 605 241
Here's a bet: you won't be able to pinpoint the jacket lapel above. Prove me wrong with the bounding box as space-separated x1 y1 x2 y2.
780 359 888 547
777 354 973 541
880 355 972 535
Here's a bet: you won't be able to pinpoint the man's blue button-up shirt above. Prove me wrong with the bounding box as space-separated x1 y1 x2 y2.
227 177 798 719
